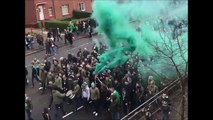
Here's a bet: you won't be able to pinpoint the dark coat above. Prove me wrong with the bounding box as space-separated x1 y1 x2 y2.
42 113 51 120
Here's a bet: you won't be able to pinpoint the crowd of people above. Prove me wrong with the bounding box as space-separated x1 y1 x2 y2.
25 39 172 120
25 19 95 54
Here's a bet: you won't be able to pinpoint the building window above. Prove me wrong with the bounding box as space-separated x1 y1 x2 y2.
62 4 69 15
48 7 53 16
79 2 85 11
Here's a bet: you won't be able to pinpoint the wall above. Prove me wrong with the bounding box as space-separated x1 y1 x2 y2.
25 0 37 26
25 0 93 26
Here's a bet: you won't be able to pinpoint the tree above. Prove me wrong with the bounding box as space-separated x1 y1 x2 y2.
141 18 188 120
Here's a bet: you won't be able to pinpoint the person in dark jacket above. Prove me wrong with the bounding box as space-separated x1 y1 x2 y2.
56 27 63 41
44 59 51 72
122 80 132 115
67 30 73 45
64 28 69 44
45 38 51 56
42 108 51 120
160 93 171 120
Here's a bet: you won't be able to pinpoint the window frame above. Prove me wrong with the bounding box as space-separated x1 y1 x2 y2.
61 4 69 15
48 7 53 16
79 2 85 11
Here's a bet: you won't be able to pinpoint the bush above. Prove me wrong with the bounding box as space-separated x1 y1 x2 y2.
72 10 91 19
45 20 69 31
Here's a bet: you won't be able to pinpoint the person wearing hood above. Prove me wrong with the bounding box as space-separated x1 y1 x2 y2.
90 82 100 116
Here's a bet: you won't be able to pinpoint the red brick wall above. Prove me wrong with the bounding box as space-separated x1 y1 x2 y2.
25 0 37 25
25 0 92 26
51 0 92 19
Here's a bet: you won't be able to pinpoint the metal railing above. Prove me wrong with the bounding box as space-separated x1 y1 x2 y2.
120 78 181 120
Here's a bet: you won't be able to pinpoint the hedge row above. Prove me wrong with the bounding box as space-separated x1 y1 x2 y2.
45 17 91 31
72 10 91 19
45 20 69 31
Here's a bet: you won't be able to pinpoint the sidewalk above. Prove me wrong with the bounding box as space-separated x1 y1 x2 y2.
25 28 97 56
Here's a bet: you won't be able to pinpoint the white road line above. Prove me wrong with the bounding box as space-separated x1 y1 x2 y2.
62 106 83 119
62 111 74 118
77 106 83 110
66 42 93 53
62 101 92 118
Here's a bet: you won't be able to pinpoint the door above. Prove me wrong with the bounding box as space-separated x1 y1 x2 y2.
38 5 44 20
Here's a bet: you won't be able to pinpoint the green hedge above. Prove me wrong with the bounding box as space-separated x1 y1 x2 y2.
45 13 91 31
72 10 91 19
45 20 69 31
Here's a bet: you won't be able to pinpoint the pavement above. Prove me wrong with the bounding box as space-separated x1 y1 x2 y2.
25 28 97 56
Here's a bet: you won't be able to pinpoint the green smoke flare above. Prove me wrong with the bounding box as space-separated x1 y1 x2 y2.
92 0 188 79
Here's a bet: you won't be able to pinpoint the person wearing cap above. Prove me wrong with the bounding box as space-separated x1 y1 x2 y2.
90 82 100 116
160 93 171 120
25 94 33 120
81 82 90 112
72 80 82 111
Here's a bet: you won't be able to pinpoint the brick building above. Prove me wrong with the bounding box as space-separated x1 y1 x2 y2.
25 0 93 26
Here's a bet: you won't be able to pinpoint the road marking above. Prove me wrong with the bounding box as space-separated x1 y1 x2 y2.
66 42 93 53
77 106 83 110
62 111 74 118
62 101 92 118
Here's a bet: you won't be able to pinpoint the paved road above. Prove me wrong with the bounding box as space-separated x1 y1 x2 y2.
25 34 112 120
25 21 141 120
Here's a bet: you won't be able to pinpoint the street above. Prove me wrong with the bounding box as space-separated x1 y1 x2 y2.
25 34 112 120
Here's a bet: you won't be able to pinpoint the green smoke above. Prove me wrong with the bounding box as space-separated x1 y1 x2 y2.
92 0 188 79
